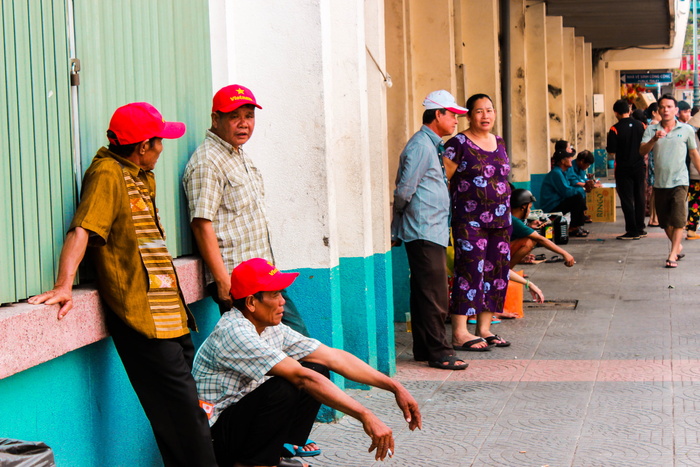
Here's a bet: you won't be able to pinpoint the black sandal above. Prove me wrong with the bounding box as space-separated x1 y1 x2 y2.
428 355 469 370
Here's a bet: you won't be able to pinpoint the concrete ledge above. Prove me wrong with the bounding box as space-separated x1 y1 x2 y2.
0 257 206 379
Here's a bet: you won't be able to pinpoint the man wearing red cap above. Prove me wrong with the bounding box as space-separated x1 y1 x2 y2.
30 103 216 466
192 258 422 467
183 84 309 336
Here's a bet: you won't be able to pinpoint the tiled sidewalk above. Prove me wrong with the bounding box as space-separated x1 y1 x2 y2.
309 206 700 466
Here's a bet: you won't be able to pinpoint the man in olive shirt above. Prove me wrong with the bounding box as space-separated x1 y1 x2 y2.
29 103 216 466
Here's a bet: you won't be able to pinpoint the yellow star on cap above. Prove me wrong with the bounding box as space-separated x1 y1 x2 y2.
236 88 245 94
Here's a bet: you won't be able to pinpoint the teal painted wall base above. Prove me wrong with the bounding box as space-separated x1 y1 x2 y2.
512 180 531 191
0 255 398 454
339 256 377 389
373 252 396 376
530 173 548 210
0 303 220 466
390 244 410 323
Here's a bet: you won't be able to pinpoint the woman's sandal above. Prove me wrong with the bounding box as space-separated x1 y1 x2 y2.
484 334 511 347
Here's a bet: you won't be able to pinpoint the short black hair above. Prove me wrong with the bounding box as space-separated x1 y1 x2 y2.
422 108 447 125
552 151 573 166
554 140 569 153
631 109 647 123
644 102 659 120
231 291 264 313
576 150 594 164
465 93 493 115
612 99 630 115
108 136 158 157
658 94 677 107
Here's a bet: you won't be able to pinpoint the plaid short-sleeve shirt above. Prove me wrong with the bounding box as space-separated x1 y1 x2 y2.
183 131 274 283
192 309 320 425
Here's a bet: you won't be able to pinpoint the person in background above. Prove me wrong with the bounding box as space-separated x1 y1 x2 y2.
509 189 575 268
644 102 661 227
539 152 593 238
607 99 647 240
678 100 692 124
685 111 700 240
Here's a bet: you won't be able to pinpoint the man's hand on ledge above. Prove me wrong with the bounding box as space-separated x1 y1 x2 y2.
28 286 74 320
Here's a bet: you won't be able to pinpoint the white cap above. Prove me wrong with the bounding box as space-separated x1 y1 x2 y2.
422 90 467 114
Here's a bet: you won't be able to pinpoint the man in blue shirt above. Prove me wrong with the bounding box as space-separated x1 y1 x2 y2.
391 90 468 370
539 152 591 237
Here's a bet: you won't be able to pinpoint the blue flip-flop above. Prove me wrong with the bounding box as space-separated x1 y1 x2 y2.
282 439 321 458
467 318 501 324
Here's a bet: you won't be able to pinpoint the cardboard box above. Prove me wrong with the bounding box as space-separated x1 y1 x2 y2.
586 186 616 222
634 92 656 110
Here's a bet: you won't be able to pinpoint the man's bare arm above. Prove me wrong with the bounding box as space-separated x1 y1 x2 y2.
28 227 89 319
529 232 575 267
269 357 397 461
190 217 231 309
303 345 421 431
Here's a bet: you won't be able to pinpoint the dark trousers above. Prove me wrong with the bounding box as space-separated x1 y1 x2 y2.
105 310 217 467
616 165 646 235
207 283 310 336
404 240 454 361
211 362 328 466
552 195 587 228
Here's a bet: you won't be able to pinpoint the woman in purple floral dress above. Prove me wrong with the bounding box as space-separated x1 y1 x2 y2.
443 94 512 351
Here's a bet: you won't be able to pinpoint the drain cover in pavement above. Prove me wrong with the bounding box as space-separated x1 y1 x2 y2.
524 299 578 309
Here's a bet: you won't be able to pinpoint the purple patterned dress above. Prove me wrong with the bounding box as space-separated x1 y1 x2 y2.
444 133 512 316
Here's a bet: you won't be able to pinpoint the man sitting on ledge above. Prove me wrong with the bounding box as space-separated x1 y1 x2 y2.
509 189 575 269
192 258 422 467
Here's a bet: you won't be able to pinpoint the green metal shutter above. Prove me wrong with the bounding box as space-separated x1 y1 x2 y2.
73 0 213 257
0 0 75 304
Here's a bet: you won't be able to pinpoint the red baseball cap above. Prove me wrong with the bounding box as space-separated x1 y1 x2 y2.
107 102 186 145
212 84 262 113
230 258 299 299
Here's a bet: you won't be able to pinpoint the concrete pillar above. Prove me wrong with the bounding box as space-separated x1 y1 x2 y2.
385 0 459 324
524 1 550 178
546 16 565 152
508 0 528 183
575 36 586 150
406 0 457 130
365 0 396 376
562 27 577 146
583 42 594 152
207 0 404 396
384 0 411 182
457 0 501 133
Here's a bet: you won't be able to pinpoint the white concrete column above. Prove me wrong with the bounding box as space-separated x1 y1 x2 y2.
583 42 594 152
457 0 501 133
546 16 565 152
562 27 577 146
524 1 550 175
575 36 586 150
508 0 528 182
384 0 411 183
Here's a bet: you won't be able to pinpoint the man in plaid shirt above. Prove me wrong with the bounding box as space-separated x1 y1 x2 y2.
183 84 309 335
193 258 422 467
